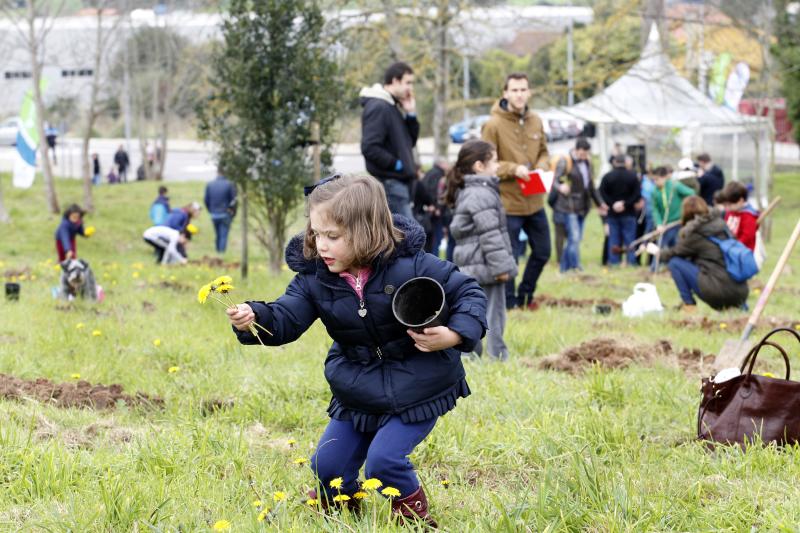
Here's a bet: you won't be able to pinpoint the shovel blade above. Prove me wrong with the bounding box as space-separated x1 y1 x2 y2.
714 338 753 372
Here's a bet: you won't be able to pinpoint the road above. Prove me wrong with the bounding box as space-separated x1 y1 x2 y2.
0 137 575 183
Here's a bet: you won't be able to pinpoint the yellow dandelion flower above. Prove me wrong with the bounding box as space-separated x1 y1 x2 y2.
70 373 81 380
257 509 270 522
103 272 110 279
168 366 180 374
84 226 96 237
91 330 102 337
440 479 451 488
293 457 308 465
719 322 728 329
362 478 382 490
329 477 343 489
287 439 296 447
169 275 176 282
381 486 401 498
762 372 776 378
76 323 85 329
332 494 350 503
19 274 27 281
212 520 231 531
353 491 368 500
212 275 233 286
53 264 61 272
153 339 162 347
306 498 319 506
186 223 199 235
197 283 212 304
251 500 262 508
30 274 37 281
132 262 144 270
273 491 286 502
132 271 140 279
215 283 235 294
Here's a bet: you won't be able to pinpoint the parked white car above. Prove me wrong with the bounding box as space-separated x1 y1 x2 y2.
0 117 20 146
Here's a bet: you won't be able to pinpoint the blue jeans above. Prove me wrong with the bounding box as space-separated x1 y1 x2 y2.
607 215 637 265
383 179 413 220
506 209 551 307
667 256 701 305
310 416 437 500
553 212 584 272
210 213 232 253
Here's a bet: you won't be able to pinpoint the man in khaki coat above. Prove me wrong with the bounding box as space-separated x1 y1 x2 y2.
481 73 551 310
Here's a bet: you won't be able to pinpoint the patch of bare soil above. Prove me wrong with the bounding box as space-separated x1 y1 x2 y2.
3 265 31 279
538 337 716 375
536 294 620 310
0 374 163 410
670 316 799 332
157 280 192 292
189 255 241 270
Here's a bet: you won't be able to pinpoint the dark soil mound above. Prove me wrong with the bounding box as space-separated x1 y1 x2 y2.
0 374 163 410
671 316 798 332
536 294 620 310
189 256 240 269
538 337 715 375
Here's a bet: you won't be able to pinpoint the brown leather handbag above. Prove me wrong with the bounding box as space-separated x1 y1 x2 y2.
698 327 800 446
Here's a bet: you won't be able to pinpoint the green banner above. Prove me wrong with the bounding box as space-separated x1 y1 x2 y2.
709 53 732 104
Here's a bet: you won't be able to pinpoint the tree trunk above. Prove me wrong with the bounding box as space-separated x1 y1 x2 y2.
267 207 287 273
381 0 403 60
240 182 248 280
0 176 10 223
432 2 451 161
81 138 93 211
28 0 59 214
80 6 107 213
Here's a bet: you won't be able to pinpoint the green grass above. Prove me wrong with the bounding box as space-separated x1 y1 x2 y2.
1 173 799 531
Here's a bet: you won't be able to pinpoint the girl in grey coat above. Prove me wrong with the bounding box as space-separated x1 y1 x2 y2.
445 140 518 360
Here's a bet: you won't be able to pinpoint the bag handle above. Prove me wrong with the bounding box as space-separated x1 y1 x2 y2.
739 327 800 380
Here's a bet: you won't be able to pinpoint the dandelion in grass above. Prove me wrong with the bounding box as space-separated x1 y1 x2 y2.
440 479 451 488
293 457 308 465
273 491 286 502
353 491 368 500
251 500 262 508
153 339 161 347
381 486 400 498
332 494 350 503
212 520 231 531
132 271 140 279
719 322 728 330
76 323 85 329
287 439 297 447
329 477 343 489
257 509 270 522
362 478 382 491
91 330 102 337
306 498 319 506
70 373 81 380
168 366 180 374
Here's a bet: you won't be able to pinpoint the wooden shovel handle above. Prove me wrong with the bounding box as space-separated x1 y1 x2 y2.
756 196 781 226
745 217 800 336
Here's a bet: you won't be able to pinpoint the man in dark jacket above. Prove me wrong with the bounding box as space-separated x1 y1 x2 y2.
114 145 130 183
697 153 725 207
204 168 237 253
548 138 607 272
599 154 641 266
360 62 419 219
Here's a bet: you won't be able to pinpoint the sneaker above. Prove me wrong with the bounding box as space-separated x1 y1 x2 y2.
526 300 540 311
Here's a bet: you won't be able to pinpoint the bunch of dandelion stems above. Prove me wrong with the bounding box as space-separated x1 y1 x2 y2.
210 288 273 345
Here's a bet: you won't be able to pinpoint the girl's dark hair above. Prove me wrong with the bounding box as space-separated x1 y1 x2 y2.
443 140 496 208
653 166 669 177
63 203 85 218
720 181 748 204
681 196 709 225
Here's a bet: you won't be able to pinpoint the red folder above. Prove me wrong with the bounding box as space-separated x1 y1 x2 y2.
517 170 547 196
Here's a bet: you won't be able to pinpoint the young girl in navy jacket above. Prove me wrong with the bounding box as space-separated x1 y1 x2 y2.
227 174 487 526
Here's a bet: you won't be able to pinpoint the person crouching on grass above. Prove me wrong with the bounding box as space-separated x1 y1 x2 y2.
444 140 517 361
226 174 487 526
644 196 748 312
55 204 89 261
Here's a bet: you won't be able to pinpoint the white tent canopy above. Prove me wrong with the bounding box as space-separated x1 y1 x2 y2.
558 24 772 201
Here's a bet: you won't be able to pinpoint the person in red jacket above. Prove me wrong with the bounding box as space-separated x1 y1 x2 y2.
720 181 759 251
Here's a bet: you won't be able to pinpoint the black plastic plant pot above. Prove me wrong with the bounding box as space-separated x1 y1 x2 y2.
5 282 20 301
392 277 449 332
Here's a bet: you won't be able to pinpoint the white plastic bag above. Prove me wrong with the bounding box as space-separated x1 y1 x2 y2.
622 283 664 318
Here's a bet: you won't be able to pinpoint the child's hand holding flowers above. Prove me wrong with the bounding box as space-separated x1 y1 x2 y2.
227 303 256 331
198 275 271 344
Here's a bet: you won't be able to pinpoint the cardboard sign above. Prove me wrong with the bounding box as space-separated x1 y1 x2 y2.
517 170 554 196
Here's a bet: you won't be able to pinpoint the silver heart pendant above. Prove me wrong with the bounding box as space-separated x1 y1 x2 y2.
358 308 367 318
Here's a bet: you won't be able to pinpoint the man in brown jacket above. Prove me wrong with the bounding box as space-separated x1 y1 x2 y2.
481 73 551 310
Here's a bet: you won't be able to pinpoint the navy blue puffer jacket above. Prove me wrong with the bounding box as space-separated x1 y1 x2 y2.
235 216 487 431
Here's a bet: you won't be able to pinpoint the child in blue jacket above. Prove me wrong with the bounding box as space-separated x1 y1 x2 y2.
227 174 487 526
54 204 88 261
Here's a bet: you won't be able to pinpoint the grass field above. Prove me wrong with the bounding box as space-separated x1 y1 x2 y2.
1 173 800 532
